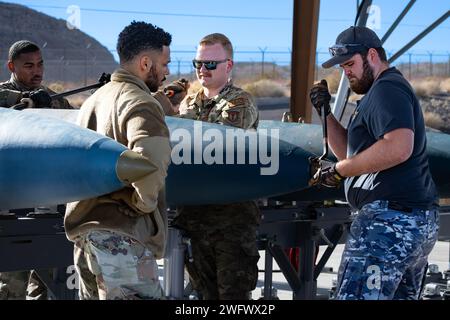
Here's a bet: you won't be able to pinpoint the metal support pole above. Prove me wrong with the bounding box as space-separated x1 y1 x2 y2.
295 225 316 299
314 226 345 280
381 0 416 44
263 247 274 299
332 0 372 121
164 226 186 299
388 10 450 64
290 0 320 123
267 243 302 294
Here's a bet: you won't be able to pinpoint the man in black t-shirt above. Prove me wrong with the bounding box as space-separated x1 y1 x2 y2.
309 26 439 300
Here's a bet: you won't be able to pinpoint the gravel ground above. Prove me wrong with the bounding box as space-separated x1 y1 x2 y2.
420 95 450 133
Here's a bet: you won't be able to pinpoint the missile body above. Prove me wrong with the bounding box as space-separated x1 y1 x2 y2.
0 109 314 208
164 117 312 205
1 109 449 209
0 108 154 209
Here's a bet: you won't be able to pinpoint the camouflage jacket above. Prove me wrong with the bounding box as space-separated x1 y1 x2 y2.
0 74 72 109
175 83 261 230
178 83 258 129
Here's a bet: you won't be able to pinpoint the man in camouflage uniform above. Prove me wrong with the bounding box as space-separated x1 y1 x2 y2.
0 40 71 109
0 40 72 300
310 26 439 299
174 33 260 300
64 21 172 300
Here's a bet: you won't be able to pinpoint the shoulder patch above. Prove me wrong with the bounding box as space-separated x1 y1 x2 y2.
226 109 241 123
227 97 247 108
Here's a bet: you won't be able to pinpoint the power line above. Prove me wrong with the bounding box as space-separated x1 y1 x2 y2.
28 5 291 21
27 4 450 29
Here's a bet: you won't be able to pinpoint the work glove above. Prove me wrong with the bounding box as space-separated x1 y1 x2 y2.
309 158 344 188
18 98 34 109
22 89 52 108
163 78 189 106
309 79 331 117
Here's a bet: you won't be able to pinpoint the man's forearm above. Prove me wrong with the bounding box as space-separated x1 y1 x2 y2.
131 136 171 213
336 128 414 177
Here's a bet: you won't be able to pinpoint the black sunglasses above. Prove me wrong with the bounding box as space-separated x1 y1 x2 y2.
329 44 368 57
192 59 229 70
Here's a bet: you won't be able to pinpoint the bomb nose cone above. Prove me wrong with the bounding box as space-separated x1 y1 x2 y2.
116 150 157 184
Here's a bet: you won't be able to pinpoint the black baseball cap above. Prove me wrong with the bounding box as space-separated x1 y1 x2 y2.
322 26 382 68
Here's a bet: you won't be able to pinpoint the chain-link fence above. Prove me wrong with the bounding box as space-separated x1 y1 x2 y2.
1 49 449 86
172 49 450 81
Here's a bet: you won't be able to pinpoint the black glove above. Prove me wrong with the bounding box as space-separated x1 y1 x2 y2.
309 158 344 188
163 78 189 106
310 79 331 117
23 89 52 108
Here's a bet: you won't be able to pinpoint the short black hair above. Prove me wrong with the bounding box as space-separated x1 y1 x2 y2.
8 40 40 61
117 21 172 63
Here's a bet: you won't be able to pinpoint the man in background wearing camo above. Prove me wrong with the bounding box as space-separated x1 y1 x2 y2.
0 40 71 109
174 33 260 300
0 40 72 300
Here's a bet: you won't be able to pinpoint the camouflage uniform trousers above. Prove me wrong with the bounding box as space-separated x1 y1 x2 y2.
334 200 439 300
0 270 48 300
185 224 260 300
74 230 163 300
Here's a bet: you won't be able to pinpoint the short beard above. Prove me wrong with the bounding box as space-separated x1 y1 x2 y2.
145 66 160 92
349 54 374 94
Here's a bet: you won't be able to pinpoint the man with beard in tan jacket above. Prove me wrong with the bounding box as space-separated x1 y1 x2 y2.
64 21 172 300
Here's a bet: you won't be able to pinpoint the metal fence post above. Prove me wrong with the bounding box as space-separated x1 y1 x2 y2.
428 51 433 77
408 52 412 80
258 46 267 78
448 52 450 77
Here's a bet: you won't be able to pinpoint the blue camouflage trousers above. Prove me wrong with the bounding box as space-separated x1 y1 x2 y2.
334 200 439 300
74 230 163 300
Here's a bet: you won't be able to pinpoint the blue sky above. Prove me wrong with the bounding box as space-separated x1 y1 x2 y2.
4 0 450 67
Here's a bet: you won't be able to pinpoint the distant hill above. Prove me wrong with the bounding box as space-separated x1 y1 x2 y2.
0 1 118 84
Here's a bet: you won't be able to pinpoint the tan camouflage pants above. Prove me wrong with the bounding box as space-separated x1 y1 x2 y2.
74 230 163 300
0 270 48 300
